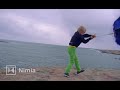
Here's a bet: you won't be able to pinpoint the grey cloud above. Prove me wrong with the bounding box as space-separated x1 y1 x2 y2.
0 9 120 50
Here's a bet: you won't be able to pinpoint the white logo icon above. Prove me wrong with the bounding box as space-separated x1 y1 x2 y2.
6 65 16 75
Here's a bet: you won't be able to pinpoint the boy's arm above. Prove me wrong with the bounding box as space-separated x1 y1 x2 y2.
81 37 92 44
83 34 92 37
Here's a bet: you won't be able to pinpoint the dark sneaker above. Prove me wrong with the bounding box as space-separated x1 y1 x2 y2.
75 70 85 75
64 73 69 77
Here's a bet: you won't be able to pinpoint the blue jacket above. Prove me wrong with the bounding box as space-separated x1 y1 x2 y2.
69 31 92 47
113 17 120 30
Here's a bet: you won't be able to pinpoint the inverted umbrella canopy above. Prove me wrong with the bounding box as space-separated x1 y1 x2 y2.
113 16 120 45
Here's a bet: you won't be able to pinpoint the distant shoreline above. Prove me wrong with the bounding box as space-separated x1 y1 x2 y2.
0 40 8 43
98 50 120 55
0 38 119 51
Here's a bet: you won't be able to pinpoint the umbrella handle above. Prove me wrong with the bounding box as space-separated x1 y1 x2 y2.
96 33 114 37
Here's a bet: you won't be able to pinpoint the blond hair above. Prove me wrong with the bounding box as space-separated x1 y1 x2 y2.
77 26 86 32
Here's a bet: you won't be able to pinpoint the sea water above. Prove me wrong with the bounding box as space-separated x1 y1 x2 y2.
0 39 120 69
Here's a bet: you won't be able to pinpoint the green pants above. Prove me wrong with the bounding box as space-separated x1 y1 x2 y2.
65 46 81 74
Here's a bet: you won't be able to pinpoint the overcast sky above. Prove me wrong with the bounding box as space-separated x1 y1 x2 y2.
0 9 120 50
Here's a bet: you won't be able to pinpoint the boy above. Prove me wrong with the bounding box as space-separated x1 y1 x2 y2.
64 26 96 77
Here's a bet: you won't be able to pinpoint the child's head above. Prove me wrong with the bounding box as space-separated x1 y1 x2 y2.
77 26 86 35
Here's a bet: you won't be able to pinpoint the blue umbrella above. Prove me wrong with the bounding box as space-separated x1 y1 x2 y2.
113 16 120 45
